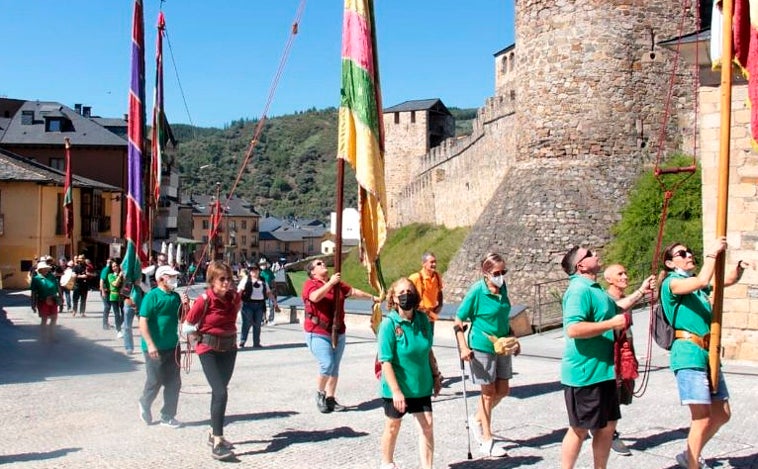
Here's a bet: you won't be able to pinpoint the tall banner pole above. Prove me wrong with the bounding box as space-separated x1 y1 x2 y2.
709 0 734 393
332 159 345 349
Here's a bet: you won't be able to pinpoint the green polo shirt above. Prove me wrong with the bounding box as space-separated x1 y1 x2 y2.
561 274 617 387
661 272 712 371
30 272 59 299
455 278 511 354
260 268 275 288
140 287 180 352
377 311 433 398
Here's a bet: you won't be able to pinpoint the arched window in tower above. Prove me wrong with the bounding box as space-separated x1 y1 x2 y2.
501 55 508 75
410 111 416 123
394 112 399 124
509 52 515 72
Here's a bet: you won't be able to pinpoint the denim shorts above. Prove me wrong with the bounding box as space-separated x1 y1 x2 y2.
469 349 513 385
675 368 729 405
305 332 345 377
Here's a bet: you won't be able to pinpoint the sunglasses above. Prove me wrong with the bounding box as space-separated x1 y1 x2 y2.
490 269 508 277
217 276 231 282
576 249 594 265
672 249 693 259
314 261 325 266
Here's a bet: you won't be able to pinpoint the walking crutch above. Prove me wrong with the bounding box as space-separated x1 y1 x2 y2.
454 324 473 460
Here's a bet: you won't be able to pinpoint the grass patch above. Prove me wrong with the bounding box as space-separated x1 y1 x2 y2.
287 223 469 295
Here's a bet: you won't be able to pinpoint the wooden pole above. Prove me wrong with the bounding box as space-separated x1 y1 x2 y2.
64 137 75 258
332 158 346 349
709 0 734 393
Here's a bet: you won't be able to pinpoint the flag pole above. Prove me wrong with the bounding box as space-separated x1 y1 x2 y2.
63 137 75 257
709 0 734 393
332 158 346 349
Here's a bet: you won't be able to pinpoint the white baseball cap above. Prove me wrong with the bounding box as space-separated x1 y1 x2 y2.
36 261 52 270
155 265 180 281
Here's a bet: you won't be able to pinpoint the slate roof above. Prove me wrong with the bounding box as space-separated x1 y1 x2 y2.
191 194 259 217
383 99 451 116
0 147 121 191
0 99 126 146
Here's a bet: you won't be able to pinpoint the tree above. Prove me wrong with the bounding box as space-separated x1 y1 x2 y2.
604 154 703 283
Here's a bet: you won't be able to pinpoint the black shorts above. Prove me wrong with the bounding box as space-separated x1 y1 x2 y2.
564 379 621 430
382 396 432 419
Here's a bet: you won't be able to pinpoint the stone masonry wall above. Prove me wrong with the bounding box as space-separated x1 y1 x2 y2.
384 111 429 227
699 84 758 361
393 95 517 227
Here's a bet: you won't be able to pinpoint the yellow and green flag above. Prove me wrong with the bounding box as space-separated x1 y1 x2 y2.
337 0 387 333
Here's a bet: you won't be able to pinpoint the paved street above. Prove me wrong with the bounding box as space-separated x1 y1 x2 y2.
1 289 757 468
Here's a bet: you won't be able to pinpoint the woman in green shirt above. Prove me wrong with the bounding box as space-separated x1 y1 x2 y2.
377 277 441 469
453 252 518 458
107 261 125 336
660 237 749 469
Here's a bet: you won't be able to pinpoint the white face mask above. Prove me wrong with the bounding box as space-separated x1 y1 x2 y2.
165 277 179 290
673 267 693 277
489 274 504 288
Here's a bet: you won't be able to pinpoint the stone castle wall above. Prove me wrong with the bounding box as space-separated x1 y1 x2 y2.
392 95 517 227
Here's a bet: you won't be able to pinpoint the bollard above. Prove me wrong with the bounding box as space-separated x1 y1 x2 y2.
289 305 299 324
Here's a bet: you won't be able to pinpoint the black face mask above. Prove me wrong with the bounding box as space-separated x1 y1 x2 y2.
397 292 420 311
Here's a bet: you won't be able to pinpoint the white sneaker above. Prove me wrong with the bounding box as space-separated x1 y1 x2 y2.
379 463 399 469
117 331 124 339
676 451 713 469
479 439 508 457
468 415 483 444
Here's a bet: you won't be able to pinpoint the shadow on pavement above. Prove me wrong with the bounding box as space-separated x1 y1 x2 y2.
629 426 689 451
508 428 565 448
0 309 139 384
725 453 758 468
509 380 563 400
0 447 81 464
448 455 543 468
236 426 370 456
182 410 299 428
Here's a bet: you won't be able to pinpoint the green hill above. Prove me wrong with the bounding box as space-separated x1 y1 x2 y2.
169 107 476 221
288 223 470 295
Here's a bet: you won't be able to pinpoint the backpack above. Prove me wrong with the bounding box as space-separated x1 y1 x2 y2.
652 297 682 350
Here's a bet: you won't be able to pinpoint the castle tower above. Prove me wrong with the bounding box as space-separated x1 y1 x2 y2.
383 99 455 227
445 1 700 312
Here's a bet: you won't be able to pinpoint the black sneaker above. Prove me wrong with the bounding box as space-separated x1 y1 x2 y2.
316 391 330 413
211 442 235 461
325 396 346 412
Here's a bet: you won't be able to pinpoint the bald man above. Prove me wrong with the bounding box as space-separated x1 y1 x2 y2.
603 264 635 457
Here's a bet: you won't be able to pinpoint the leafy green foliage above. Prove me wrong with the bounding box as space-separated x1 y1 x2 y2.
604 154 703 283
170 107 476 220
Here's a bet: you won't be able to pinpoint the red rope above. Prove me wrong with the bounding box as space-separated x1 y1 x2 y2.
634 0 701 398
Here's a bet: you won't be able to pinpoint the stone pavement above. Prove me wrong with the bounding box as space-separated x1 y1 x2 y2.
1 289 757 469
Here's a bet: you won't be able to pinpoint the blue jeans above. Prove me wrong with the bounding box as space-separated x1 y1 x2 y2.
123 303 136 352
675 368 729 405
108 299 124 332
101 293 111 329
239 301 265 346
140 347 181 421
60 289 72 312
305 332 346 377
267 298 275 322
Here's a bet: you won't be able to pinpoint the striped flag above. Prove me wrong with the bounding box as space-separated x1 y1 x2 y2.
63 138 73 239
337 0 387 332
150 11 176 207
123 0 147 284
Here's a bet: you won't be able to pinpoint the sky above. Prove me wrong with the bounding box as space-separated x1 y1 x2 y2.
1 1 515 128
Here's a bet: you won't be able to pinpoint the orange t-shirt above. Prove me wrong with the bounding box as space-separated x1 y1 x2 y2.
408 270 443 321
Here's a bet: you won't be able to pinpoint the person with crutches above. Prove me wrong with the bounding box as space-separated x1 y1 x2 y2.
453 252 518 458
377 278 441 469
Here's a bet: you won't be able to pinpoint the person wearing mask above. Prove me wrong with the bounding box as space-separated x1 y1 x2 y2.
237 265 277 348
183 261 240 461
302 259 379 413
378 277 441 469
138 265 186 429
453 252 517 458
660 238 750 469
